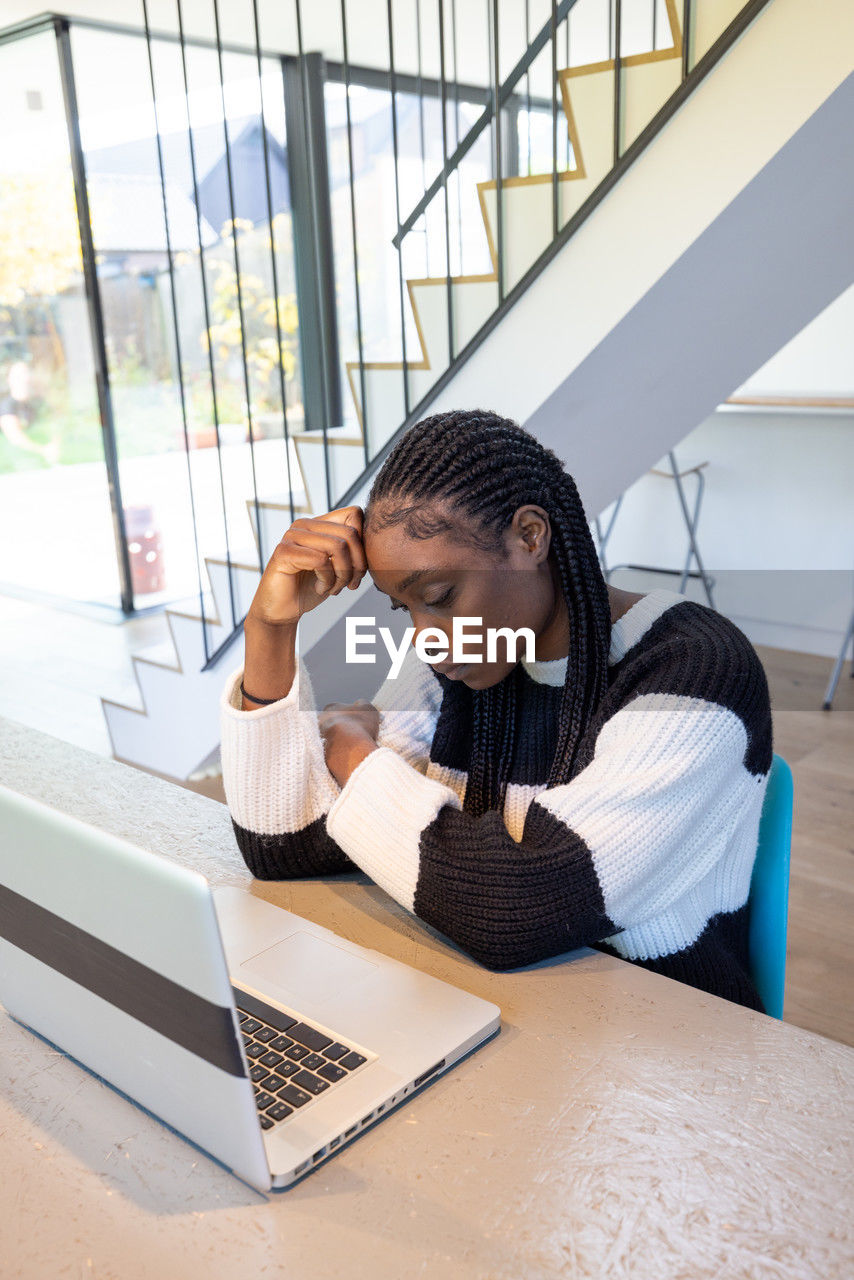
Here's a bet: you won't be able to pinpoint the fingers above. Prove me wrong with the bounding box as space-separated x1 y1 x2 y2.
325 505 364 534
320 507 367 590
275 515 367 596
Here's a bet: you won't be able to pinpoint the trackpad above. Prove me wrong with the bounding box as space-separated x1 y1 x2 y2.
238 931 378 1007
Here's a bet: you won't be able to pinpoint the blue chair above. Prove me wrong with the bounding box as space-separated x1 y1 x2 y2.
748 753 793 1019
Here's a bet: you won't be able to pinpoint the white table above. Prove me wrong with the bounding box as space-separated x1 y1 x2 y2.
1 718 852 1280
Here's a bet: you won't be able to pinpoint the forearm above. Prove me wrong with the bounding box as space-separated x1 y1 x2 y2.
220 661 353 878
325 748 612 969
241 616 298 709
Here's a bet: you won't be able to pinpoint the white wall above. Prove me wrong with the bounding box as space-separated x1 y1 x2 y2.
596 276 854 658
597 408 854 657
732 281 854 398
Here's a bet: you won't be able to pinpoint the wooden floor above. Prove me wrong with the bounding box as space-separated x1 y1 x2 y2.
0 595 851 1045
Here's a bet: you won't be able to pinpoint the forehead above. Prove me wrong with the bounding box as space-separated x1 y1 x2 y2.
364 520 476 582
363 512 496 586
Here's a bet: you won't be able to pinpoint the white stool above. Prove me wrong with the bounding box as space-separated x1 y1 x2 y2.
594 451 717 610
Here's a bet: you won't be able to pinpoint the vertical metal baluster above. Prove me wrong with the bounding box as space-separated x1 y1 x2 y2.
682 0 692 79
613 0 623 165
491 0 503 303
340 0 369 467
293 0 333 509
438 0 454 364
175 0 237 632
211 0 263 569
415 0 429 275
551 0 558 238
525 0 531 174
653 0 658 50
252 0 296 525
141 0 208 649
450 0 463 272
565 6 571 170
386 0 412 420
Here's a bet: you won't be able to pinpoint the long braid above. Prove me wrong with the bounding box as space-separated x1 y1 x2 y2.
365 410 611 817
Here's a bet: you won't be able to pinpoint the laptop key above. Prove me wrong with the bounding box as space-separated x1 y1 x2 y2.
237 1012 249 1023
322 1042 349 1061
277 1085 310 1107
241 1018 262 1035
292 1070 330 1096
254 1026 278 1044
260 1050 284 1068
255 1092 275 1110
340 1049 368 1070
277 1061 299 1078
233 991 297 1034
287 1023 332 1053
318 1062 347 1084
267 1102 294 1122
301 1053 326 1072
259 1115 274 1130
249 1065 268 1083
259 1073 288 1092
246 1042 267 1059
285 1044 309 1061
270 1035 294 1052
339 1052 367 1071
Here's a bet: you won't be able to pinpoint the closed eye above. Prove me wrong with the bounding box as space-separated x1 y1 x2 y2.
427 587 455 609
389 598 408 612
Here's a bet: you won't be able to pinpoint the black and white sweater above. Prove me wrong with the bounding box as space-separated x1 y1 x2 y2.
220 589 773 1010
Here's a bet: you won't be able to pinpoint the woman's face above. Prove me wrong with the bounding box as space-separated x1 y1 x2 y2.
364 500 565 689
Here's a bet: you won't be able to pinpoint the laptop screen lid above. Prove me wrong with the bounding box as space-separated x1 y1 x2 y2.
0 785 270 1192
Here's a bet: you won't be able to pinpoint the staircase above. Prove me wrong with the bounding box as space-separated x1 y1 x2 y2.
103 0 854 779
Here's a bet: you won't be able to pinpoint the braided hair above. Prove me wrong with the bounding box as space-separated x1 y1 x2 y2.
364 409 611 819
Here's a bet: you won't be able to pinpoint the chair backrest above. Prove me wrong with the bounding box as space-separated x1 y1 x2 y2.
748 753 793 1019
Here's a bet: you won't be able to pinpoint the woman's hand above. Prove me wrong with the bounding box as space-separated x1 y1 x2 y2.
318 700 380 787
247 505 367 629
241 507 367 709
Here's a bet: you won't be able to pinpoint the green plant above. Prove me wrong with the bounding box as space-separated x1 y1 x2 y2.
201 218 299 415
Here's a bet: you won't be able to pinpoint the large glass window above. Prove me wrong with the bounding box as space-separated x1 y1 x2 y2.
0 28 122 608
71 23 301 613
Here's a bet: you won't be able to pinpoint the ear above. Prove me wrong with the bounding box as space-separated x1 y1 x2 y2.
508 505 551 564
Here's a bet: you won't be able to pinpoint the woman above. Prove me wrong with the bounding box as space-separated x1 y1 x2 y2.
221 410 773 1010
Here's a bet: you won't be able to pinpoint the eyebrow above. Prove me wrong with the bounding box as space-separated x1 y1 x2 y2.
393 568 432 595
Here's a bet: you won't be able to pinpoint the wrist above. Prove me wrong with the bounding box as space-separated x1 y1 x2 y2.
244 612 299 639
242 616 299 707
325 731 377 787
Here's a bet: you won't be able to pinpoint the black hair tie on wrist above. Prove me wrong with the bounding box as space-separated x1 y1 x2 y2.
240 680 278 706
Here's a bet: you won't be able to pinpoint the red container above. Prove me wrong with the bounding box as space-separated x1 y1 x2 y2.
124 503 166 595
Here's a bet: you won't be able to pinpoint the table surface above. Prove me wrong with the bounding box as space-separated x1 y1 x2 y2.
1 717 852 1280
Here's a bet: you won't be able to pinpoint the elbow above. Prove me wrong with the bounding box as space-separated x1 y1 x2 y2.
450 926 562 973
425 905 594 972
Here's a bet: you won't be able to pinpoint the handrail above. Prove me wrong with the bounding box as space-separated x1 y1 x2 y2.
392 0 579 250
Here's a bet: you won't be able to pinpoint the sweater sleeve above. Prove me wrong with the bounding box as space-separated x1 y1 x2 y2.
219 642 443 880
325 690 768 970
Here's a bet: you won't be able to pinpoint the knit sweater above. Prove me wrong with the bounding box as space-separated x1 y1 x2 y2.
220 589 773 1010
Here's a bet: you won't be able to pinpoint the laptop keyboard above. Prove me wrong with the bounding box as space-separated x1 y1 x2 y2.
233 987 369 1131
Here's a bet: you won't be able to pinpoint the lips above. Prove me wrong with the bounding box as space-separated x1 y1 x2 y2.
435 662 470 680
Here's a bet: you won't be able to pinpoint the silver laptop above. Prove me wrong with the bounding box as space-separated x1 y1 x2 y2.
0 785 500 1192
